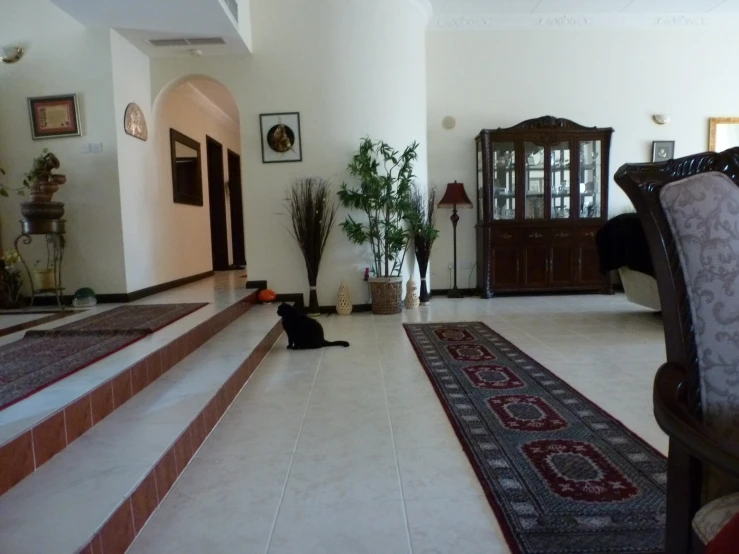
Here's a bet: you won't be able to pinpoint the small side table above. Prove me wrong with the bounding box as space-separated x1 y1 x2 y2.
14 219 66 310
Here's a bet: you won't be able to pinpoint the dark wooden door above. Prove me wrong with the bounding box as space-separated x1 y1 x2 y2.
578 244 603 286
227 150 246 268
550 246 576 286
206 137 229 271
523 246 549 288
491 247 520 290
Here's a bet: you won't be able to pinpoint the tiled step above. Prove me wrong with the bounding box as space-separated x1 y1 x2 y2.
0 304 283 554
0 281 257 496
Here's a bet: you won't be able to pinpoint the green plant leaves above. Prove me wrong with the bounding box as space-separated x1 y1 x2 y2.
338 137 419 277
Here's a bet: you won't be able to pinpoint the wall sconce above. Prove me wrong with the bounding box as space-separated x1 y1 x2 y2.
652 114 671 125
0 46 24 64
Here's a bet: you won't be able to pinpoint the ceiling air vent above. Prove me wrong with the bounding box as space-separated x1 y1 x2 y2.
149 38 189 47
186 37 227 46
148 37 228 47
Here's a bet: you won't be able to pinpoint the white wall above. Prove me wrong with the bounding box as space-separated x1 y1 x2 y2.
427 29 739 289
147 81 240 288
151 0 429 306
0 0 126 294
111 30 155 293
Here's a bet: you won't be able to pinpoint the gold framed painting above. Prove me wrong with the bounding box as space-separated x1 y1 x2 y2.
708 117 739 152
27 94 81 140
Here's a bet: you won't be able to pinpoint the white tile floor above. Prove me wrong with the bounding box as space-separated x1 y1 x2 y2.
129 294 667 554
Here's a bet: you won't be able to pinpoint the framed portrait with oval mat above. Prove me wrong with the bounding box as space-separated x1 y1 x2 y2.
259 112 302 163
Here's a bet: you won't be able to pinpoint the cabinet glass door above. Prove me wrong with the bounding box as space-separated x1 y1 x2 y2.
492 142 515 220
477 141 483 221
550 141 571 219
578 140 601 218
524 142 545 219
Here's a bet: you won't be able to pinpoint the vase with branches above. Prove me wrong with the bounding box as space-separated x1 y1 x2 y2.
285 177 339 315
338 137 418 314
409 186 440 305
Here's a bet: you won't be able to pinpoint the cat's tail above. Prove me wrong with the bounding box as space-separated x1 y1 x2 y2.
323 340 350 348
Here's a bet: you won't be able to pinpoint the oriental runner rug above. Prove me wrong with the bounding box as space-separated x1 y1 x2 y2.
404 322 666 554
0 303 206 411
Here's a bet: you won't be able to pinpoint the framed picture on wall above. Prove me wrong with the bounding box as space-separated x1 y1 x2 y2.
652 140 675 163
260 112 302 163
27 94 81 139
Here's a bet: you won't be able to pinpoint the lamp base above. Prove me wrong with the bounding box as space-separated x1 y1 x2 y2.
447 288 464 299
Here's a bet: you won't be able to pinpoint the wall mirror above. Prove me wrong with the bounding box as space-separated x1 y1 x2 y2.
170 129 203 206
708 118 739 152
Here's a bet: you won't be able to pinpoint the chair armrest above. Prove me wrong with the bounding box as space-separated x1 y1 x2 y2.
654 362 739 479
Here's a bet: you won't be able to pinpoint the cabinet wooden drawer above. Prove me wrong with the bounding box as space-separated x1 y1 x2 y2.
551 229 575 242
578 227 599 241
490 228 521 242
523 228 550 242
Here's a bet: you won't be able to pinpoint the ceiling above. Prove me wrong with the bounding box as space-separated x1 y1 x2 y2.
50 0 250 56
430 0 739 27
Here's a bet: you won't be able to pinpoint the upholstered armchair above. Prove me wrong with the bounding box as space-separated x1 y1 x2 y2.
615 148 739 553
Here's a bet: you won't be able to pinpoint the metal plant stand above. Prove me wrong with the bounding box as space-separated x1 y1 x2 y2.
14 219 66 311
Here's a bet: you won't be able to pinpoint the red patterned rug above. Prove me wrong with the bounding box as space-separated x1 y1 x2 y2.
404 322 666 554
0 304 206 411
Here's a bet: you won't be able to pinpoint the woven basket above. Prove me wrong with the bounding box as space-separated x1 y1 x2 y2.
369 277 403 315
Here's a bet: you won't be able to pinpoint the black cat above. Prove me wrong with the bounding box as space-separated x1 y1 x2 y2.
277 303 350 349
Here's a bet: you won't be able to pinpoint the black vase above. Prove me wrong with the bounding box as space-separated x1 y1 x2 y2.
418 257 430 305
308 285 320 315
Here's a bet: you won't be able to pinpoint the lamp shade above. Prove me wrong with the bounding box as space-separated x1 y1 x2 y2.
438 181 473 209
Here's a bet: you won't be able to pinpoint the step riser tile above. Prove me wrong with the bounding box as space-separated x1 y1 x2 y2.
78 318 282 554
0 432 34 493
0 294 257 497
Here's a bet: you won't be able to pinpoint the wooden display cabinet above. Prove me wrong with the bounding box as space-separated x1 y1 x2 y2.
475 116 613 297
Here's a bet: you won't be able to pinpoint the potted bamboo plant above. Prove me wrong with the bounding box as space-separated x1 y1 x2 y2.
409 186 440 305
338 137 418 315
285 178 339 315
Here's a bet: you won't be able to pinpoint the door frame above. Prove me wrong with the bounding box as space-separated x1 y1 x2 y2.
205 136 229 271
227 149 246 268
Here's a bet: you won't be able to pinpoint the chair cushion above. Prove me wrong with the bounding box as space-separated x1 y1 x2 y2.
693 492 739 546
660 172 739 499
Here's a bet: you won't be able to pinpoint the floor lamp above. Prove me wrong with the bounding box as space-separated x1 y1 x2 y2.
438 181 473 298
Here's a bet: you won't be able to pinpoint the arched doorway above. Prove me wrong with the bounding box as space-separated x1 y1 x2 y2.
153 76 245 272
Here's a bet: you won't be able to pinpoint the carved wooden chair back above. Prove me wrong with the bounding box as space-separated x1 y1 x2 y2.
615 147 739 552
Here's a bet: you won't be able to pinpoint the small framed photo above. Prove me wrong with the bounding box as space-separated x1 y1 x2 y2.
652 140 675 163
27 94 81 140
260 112 302 163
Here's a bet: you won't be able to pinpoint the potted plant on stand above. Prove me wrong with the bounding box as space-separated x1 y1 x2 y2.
338 138 418 315
285 177 339 315
21 148 66 223
409 186 440 305
33 259 55 291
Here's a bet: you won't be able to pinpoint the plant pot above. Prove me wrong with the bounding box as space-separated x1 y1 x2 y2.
33 269 55 291
20 201 65 220
29 192 52 203
39 181 59 200
368 276 403 315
